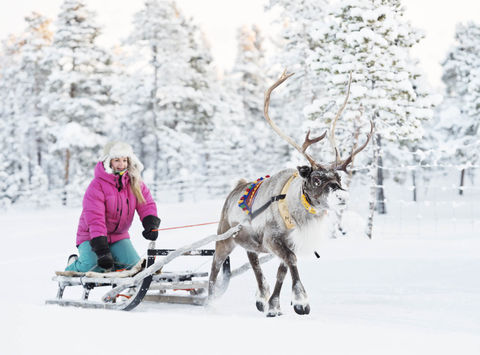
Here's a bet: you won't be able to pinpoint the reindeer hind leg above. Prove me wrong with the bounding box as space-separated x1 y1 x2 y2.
209 237 236 299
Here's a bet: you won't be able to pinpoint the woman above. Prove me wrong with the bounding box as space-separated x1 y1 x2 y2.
66 141 160 272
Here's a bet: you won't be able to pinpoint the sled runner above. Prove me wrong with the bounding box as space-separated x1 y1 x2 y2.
46 249 230 310
46 224 271 311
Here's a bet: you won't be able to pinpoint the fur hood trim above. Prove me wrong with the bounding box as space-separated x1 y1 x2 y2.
101 141 144 174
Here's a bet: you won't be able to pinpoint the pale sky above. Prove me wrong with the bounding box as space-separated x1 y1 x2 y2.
1 0 480 90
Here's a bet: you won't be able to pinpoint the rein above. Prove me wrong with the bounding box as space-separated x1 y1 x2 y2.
152 221 218 232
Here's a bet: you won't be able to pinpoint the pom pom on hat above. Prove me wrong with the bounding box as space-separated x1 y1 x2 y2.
101 141 144 174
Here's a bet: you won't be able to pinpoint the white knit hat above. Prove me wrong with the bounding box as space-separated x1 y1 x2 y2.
101 141 144 174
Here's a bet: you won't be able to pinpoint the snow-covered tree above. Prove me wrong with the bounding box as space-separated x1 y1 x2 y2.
226 24 287 177
441 22 480 194
304 0 436 237
42 0 111 204
0 28 52 206
125 0 222 191
266 0 330 166
0 35 27 206
384 60 441 202
203 88 245 196
14 13 53 201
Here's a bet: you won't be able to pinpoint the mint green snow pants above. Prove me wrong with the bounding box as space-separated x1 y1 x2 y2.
65 238 140 272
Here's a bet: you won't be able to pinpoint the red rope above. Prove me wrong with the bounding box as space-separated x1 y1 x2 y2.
152 221 218 232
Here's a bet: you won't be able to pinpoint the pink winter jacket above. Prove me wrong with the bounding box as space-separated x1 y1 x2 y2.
76 162 158 246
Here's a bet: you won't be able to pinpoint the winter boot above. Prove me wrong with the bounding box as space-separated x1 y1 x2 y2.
67 254 78 267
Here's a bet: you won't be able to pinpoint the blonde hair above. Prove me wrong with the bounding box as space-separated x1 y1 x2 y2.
127 157 146 204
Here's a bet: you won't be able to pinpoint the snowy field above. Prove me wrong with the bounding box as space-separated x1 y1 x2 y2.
1 195 479 355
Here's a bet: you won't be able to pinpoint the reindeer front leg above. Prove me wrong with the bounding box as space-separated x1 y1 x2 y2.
246 251 271 312
266 262 288 317
267 234 310 316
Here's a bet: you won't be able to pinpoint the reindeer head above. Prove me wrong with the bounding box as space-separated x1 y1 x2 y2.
296 165 342 209
264 70 374 209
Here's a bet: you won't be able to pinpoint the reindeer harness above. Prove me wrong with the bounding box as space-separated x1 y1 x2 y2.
238 172 323 229
238 175 285 220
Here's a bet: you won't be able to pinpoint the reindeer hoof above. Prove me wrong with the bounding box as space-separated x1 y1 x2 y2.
293 304 310 315
256 301 266 312
266 310 282 317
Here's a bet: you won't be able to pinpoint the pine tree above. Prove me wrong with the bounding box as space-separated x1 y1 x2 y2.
266 0 329 169
305 0 436 237
0 34 29 206
228 24 281 177
203 89 245 196
42 0 111 204
126 0 222 195
15 13 53 202
109 45 152 162
441 22 480 194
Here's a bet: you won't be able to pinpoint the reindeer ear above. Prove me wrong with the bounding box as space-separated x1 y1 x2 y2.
297 166 312 179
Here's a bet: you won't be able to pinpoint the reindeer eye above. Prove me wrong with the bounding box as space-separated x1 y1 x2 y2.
328 182 339 191
312 178 321 187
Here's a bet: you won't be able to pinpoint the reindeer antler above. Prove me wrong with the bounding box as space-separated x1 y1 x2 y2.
302 130 327 154
264 69 327 168
335 119 374 172
329 72 353 166
264 70 373 171
327 73 374 172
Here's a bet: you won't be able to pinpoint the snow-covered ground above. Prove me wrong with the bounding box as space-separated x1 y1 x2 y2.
1 196 479 355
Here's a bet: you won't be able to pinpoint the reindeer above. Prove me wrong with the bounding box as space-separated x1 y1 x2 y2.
208 70 374 317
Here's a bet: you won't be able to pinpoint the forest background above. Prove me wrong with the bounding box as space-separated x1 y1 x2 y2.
0 0 479 239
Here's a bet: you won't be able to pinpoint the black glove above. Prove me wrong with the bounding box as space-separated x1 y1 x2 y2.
142 215 161 241
90 236 114 270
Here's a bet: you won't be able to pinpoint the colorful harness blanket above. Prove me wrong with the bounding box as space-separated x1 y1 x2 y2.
238 176 270 216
